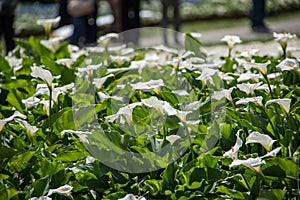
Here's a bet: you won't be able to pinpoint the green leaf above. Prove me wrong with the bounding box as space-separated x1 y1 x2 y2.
0 188 18 200
55 150 87 162
0 55 12 74
184 33 206 59
162 163 177 191
257 189 286 200
262 158 298 178
216 185 245 199
8 151 35 172
31 176 51 197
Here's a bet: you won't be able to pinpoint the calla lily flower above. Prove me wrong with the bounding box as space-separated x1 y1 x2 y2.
14 119 39 137
243 60 271 75
92 74 114 89
47 184 73 196
37 16 61 39
22 96 41 109
223 131 243 160
141 96 177 116
130 79 164 92
245 131 276 152
0 111 27 131
77 64 102 76
229 157 266 173
31 66 55 88
265 98 291 113
237 73 261 83
261 147 281 158
273 32 297 58
237 83 261 95
105 102 143 124
212 88 234 101
196 68 219 86
118 194 146 200
276 58 299 72
236 96 263 106
221 35 242 57
221 35 242 49
52 83 74 104
97 33 119 48
40 37 62 52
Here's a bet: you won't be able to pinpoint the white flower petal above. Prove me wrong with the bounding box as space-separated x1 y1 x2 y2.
265 98 291 113
245 131 276 152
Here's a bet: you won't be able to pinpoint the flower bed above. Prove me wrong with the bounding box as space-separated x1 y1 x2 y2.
0 22 300 199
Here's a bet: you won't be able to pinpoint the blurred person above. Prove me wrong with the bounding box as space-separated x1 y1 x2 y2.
250 0 270 33
161 0 180 45
0 0 17 55
67 0 98 47
58 0 71 27
108 0 121 32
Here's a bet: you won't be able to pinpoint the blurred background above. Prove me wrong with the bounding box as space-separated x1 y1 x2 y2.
15 0 300 40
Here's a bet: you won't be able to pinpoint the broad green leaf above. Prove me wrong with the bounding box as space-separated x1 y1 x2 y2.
55 150 87 162
0 188 18 200
216 185 245 199
8 151 35 172
257 189 286 200
0 55 12 74
262 158 297 178
184 33 206 59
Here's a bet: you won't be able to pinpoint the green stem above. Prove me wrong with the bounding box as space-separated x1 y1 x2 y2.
49 87 52 130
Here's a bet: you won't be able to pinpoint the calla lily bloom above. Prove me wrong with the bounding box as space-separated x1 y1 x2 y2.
273 32 297 58
245 131 276 152
97 33 119 48
212 88 234 101
237 83 261 95
37 16 61 39
229 157 265 173
40 37 62 52
92 74 114 89
31 66 55 88
236 96 263 106
276 58 299 72
118 194 146 200
47 184 73 196
105 102 143 123
14 119 39 137
223 131 243 160
265 98 291 113
237 73 261 83
29 196 52 200
22 96 41 109
221 35 242 57
243 60 271 75
221 35 242 49
130 79 164 92
0 111 27 131
261 147 281 158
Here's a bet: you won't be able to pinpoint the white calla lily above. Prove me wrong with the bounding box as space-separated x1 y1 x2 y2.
92 74 114 89
237 73 261 83
243 60 271 75
130 79 164 92
0 111 27 131
276 58 299 71
229 157 265 172
31 66 55 88
118 194 146 200
223 131 243 160
22 96 41 109
236 96 263 106
237 83 261 95
212 88 234 101
265 98 291 113
261 147 281 159
14 118 39 137
245 131 276 152
47 184 73 196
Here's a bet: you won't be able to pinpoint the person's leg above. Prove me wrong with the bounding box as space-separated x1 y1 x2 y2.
250 0 269 32
173 0 180 43
70 16 87 46
161 0 169 44
3 15 15 54
86 4 98 45
108 0 121 32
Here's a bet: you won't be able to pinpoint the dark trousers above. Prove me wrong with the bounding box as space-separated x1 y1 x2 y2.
0 14 15 55
250 0 265 28
161 0 180 44
70 4 98 47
